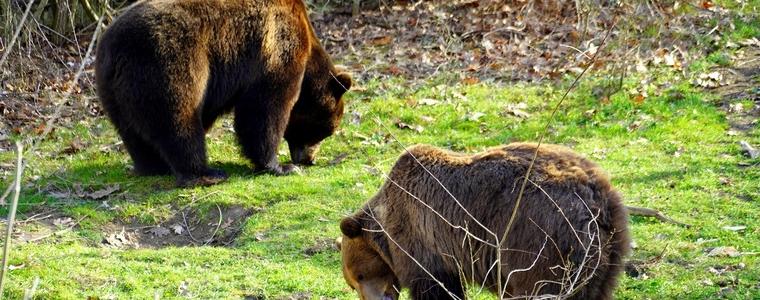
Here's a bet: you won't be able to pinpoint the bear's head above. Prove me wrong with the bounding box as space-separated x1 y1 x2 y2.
285 60 351 166
339 216 399 300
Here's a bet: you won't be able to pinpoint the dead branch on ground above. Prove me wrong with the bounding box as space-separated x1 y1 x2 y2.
626 205 691 228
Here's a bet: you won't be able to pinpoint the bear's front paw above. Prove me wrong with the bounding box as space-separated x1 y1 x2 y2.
176 168 229 187
254 164 301 176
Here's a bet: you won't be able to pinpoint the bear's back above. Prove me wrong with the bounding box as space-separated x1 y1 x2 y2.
378 144 628 298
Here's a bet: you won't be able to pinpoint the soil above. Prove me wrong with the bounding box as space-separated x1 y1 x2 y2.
101 204 258 249
714 47 760 134
7 204 258 249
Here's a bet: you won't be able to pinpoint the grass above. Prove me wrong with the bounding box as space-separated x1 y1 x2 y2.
0 69 758 299
1 6 759 298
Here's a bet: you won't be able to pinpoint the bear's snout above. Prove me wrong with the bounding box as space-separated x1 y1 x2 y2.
290 143 320 165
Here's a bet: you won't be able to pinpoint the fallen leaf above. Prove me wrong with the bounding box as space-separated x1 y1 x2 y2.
48 190 71 199
673 146 685 157
694 72 725 88
464 112 485 121
419 115 435 123
178 281 191 297
103 228 134 248
87 184 120 200
739 37 760 47
363 165 381 176
349 111 361 125
52 217 74 227
461 77 479 85
739 141 759 159
633 94 646 104
171 224 184 235
418 98 440 106
370 35 392 46
395 121 424 133
707 246 741 257
722 225 746 232
503 102 530 118
386 65 404 75
147 226 170 238
328 153 349 165
61 138 85 155
728 103 743 113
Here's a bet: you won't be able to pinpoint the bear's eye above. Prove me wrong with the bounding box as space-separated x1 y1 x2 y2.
357 274 364 281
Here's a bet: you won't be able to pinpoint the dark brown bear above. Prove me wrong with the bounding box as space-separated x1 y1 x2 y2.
339 143 629 300
95 0 352 187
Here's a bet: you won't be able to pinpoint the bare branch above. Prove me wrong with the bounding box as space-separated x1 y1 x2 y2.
15 15 105 173
497 17 619 299
0 141 25 297
0 0 36 70
373 118 499 242
362 206 463 300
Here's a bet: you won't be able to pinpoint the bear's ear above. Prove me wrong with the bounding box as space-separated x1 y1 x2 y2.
340 216 363 238
331 72 352 96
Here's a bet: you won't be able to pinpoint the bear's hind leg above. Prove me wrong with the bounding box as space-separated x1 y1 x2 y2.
118 128 171 176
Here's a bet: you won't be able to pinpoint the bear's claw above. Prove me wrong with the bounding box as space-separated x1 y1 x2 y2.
254 164 301 176
176 168 228 187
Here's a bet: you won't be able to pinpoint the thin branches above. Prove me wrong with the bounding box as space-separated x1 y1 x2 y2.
362 207 463 300
0 142 25 297
30 15 104 150
496 18 618 299
0 0 36 70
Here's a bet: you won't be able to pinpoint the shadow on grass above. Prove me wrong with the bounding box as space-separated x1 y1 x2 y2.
614 168 688 187
62 160 255 190
8 160 274 248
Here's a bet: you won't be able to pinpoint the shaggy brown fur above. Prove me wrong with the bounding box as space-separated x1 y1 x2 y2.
95 0 351 187
340 143 629 300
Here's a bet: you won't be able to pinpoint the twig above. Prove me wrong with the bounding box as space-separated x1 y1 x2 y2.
22 277 39 300
0 142 24 297
181 210 201 245
182 204 225 245
205 204 223 245
23 216 86 243
78 0 99 23
0 212 54 226
363 208 462 300
372 118 498 241
626 205 691 228
20 15 105 169
0 185 11 206
497 18 618 300
0 0 36 71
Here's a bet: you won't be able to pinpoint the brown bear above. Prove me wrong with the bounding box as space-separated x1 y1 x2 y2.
339 143 629 300
95 0 352 187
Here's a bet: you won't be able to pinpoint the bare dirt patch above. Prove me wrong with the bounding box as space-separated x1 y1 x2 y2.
4 210 83 243
4 204 257 248
714 47 760 133
100 204 258 249
302 237 340 256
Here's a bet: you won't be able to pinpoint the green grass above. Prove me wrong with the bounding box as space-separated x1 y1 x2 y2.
0 71 758 299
